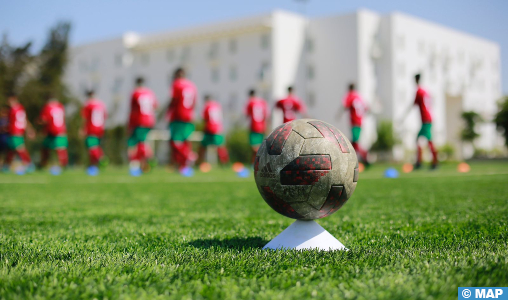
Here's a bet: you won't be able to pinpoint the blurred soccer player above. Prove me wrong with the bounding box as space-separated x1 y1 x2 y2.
128 77 158 174
198 95 229 167
4 92 35 172
167 68 197 170
39 95 68 169
0 105 9 169
400 73 438 170
275 86 306 123
81 90 107 173
338 83 369 165
245 89 268 162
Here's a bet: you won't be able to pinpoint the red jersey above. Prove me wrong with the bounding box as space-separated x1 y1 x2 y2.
129 87 158 129
202 101 223 134
343 91 367 126
8 103 27 136
245 97 268 133
414 87 432 123
168 78 197 123
82 99 107 137
40 101 66 136
275 95 306 123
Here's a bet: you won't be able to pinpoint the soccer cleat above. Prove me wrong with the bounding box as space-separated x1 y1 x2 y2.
237 168 250 178
50 166 62 176
129 167 142 177
180 166 194 177
15 166 25 175
25 163 36 173
430 163 439 171
87 165 99 176
413 162 422 170
99 157 109 169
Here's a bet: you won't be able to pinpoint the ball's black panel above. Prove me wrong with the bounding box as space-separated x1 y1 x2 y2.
254 119 358 220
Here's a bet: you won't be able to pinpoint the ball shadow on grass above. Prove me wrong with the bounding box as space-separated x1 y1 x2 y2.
188 237 268 250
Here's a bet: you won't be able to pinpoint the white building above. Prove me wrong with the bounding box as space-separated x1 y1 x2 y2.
65 10 503 160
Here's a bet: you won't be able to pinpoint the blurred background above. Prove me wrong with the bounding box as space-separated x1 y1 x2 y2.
1 0 507 166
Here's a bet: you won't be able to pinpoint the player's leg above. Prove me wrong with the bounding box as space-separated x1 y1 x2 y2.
214 134 229 165
249 132 263 164
414 126 425 170
181 122 196 166
127 128 141 163
133 127 152 172
197 134 208 165
40 136 52 168
86 136 100 166
169 122 182 168
351 126 369 166
0 133 9 169
55 136 69 167
423 123 438 169
170 122 195 169
12 136 31 165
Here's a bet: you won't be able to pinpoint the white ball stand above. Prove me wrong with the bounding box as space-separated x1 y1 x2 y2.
263 220 348 251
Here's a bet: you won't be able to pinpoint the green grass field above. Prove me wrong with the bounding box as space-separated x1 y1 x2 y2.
1 162 507 299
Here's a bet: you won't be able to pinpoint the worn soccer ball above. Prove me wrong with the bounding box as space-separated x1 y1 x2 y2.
254 119 358 220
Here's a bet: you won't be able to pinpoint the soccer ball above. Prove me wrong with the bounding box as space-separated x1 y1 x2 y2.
254 119 358 220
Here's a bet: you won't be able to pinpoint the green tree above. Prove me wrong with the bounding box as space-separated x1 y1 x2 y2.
0 35 33 104
226 127 251 163
494 97 508 147
1 22 84 164
371 120 396 152
460 111 483 143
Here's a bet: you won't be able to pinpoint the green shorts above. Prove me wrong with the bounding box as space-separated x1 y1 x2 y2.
201 133 224 146
249 132 264 146
352 126 361 143
128 127 151 147
7 135 25 149
85 136 101 148
43 135 68 150
417 123 433 140
170 121 194 142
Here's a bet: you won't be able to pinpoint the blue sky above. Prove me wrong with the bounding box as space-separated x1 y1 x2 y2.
1 0 507 93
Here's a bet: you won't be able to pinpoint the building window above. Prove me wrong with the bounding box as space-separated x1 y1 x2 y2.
140 53 150 66
228 93 238 112
209 42 219 59
181 46 191 62
261 34 270 50
262 91 270 102
211 67 220 83
229 39 237 54
229 65 237 82
167 49 175 62
90 57 100 72
306 38 314 53
307 65 315 80
112 77 123 93
259 62 270 80
115 54 123 67
307 92 316 108
79 81 88 94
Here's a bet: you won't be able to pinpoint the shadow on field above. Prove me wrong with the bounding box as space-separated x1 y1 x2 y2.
188 237 268 250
